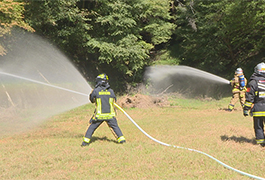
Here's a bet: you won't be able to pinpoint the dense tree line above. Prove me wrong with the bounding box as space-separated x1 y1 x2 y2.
1 0 265 92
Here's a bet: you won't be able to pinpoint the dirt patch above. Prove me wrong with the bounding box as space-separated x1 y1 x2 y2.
117 94 169 108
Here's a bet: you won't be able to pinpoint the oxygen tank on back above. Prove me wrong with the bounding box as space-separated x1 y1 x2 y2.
235 68 245 87
239 75 245 87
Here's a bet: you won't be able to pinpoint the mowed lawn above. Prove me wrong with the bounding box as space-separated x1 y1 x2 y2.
0 96 264 180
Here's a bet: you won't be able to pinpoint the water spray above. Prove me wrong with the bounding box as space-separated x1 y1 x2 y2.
0 67 261 179
1 30 262 179
0 71 88 97
144 65 231 98
1 69 262 179
0 30 92 136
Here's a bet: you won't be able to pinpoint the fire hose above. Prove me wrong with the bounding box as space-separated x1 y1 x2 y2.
114 103 265 180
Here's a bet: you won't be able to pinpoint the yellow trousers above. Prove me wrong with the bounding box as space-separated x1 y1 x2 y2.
228 91 245 110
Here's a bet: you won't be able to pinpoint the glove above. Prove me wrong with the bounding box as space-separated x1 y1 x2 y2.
243 110 249 117
239 86 244 91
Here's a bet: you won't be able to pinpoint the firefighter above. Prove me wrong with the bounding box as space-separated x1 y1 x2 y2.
244 62 265 147
81 73 126 146
227 68 247 111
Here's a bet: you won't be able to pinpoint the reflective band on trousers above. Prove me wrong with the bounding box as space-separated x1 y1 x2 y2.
232 88 240 93
83 137 91 143
244 101 252 108
117 136 126 143
228 104 234 110
253 111 265 116
256 139 265 144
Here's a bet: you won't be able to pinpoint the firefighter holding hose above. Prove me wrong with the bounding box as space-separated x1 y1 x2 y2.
81 73 126 146
227 68 247 111
244 62 265 147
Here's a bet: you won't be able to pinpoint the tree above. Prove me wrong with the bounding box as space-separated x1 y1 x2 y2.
24 0 94 79
84 0 175 89
24 0 176 91
172 0 265 78
0 0 33 55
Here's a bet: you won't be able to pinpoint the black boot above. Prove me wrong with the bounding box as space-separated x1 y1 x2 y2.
119 140 126 144
81 141 90 147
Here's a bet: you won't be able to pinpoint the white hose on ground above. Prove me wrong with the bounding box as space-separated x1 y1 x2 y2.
114 103 265 180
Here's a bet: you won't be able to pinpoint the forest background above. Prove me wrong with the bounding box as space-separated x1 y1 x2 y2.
1 0 265 93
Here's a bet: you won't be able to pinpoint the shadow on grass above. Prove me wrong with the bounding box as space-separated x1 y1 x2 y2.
90 136 118 144
221 135 256 145
218 108 241 112
73 134 118 144
45 133 118 145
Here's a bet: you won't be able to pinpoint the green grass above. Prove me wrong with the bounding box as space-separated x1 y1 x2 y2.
168 95 229 109
0 96 264 179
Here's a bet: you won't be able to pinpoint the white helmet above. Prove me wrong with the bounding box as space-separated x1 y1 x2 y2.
254 62 265 74
235 68 243 74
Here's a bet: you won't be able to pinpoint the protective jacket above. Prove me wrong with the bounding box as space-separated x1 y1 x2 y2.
228 73 247 111
89 81 116 120
230 73 247 93
244 73 265 116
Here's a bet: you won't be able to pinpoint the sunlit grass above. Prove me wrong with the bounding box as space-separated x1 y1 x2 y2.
0 96 264 179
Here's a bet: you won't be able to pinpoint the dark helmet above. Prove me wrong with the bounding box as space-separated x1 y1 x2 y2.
96 73 109 84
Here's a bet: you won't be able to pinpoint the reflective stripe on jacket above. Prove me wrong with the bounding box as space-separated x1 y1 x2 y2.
90 83 116 120
231 73 247 93
244 73 265 117
95 95 116 119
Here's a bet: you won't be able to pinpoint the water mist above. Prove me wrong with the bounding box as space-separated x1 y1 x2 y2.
144 65 231 98
0 30 92 136
1 32 262 180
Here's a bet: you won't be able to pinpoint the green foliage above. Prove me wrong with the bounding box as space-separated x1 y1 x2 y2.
87 34 153 76
24 0 90 55
86 0 175 83
135 0 176 45
5 0 265 92
0 0 33 55
22 0 176 91
172 0 265 78
151 50 180 65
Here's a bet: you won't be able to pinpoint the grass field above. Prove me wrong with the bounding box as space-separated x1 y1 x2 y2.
0 96 265 180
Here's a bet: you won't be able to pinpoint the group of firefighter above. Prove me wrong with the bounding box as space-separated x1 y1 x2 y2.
81 62 265 148
228 62 265 147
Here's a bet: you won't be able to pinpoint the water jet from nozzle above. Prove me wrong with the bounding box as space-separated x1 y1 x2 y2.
144 65 230 98
0 30 92 136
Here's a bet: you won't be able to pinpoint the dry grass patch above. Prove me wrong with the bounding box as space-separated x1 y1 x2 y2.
0 96 264 179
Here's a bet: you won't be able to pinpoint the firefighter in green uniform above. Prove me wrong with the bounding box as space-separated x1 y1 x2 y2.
228 68 247 111
244 62 265 147
81 74 126 146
